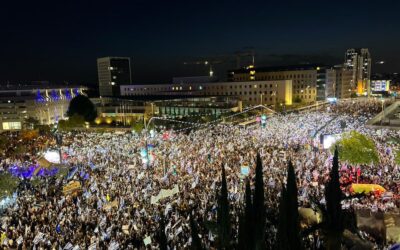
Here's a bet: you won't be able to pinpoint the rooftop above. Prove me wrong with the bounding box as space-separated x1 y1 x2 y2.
229 64 326 74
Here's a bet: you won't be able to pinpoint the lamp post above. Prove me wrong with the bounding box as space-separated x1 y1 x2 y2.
143 116 158 167
381 99 385 125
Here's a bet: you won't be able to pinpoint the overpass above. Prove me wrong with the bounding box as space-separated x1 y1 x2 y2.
367 101 400 130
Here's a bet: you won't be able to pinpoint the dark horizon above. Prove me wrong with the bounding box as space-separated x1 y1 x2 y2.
1 0 399 84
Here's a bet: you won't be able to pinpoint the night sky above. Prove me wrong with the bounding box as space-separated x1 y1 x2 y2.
1 0 399 84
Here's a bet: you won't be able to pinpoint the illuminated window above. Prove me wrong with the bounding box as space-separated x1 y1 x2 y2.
2 122 21 130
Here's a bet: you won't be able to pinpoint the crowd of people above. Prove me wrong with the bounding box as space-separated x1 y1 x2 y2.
0 98 399 249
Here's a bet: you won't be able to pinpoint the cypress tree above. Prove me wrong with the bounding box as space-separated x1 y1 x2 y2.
253 153 265 250
157 217 168 250
217 164 231 249
244 179 254 250
277 186 289 250
190 215 203 250
325 147 343 249
286 161 302 249
237 210 246 250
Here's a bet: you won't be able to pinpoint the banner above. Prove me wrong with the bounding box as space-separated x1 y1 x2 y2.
151 185 179 204
241 166 249 176
62 181 82 195
351 184 386 195
103 200 119 211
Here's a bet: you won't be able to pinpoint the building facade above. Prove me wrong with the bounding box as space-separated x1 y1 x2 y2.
228 64 325 103
344 48 371 94
325 66 353 99
120 80 292 107
0 85 87 131
172 76 217 85
97 57 132 97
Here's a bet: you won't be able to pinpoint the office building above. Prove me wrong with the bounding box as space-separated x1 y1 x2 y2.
344 48 371 94
172 76 218 85
370 80 390 93
0 84 87 131
121 79 292 107
97 57 132 97
228 64 326 102
91 96 241 124
325 66 353 99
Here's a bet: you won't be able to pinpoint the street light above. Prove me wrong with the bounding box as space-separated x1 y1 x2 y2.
381 99 385 125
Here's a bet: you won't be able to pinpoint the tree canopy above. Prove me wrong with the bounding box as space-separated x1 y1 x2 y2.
333 131 379 165
67 95 97 122
395 150 400 165
58 115 85 130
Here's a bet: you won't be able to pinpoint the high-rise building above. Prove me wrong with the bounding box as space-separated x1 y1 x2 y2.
344 48 371 95
97 57 132 97
325 65 353 99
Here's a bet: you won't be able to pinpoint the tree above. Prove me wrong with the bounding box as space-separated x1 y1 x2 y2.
324 147 344 250
334 131 379 165
190 215 203 250
157 217 168 250
237 211 246 250
395 150 400 165
238 179 254 249
304 148 364 249
277 161 302 250
253 153 265 250
293 96 302 103
244 179 254 250
0 135 9 151
66 95 97 122
132 122 144 133
277 186 288 250
23 117 39 129
286 161 302 249
217 164 231 249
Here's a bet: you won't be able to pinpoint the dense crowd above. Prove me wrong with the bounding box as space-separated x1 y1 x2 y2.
0 98 399 249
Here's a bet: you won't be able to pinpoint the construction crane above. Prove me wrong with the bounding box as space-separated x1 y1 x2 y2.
183 60 223 77
235 47 255 69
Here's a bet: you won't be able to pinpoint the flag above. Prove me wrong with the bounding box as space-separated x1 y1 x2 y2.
88 243 97 250
175 226 183 236
108 241 119 250
143 236 152 246
33 232 44 245
164 204 172 216
63 242 73 250
16 236 23 245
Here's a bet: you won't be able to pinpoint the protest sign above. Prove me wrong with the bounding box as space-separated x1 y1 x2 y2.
151 185 179 204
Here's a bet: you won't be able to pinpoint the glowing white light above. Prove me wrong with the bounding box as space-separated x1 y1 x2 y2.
44 150 61 164
323 134 341 149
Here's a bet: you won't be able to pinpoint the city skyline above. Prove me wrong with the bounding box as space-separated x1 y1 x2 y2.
1 0 399 84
